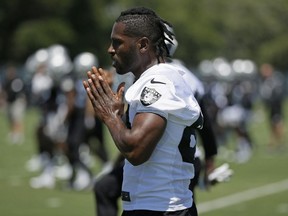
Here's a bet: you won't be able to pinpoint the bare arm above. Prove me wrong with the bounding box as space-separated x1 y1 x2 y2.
83 67 166 165
106 111 166 165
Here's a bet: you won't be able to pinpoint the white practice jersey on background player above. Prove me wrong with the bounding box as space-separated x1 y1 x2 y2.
122 63 201 211
169 59 205 99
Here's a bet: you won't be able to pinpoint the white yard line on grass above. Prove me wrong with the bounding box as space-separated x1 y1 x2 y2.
198 179 288 214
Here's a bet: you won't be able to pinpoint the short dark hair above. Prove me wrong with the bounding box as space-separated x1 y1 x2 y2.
116 7 175 61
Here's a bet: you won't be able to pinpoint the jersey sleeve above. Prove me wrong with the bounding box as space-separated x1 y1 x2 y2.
127 74 201 127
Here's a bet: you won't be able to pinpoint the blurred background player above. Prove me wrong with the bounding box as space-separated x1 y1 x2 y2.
27 45 73 189
26 47 114 190
199 58 256 164
64 52 115 191
259 63 286 151
2 63 27 145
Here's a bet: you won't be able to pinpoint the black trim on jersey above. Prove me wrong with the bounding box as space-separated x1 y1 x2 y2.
125 105 131 129
178 126 196 164
121 191 131 201
191 112 204 130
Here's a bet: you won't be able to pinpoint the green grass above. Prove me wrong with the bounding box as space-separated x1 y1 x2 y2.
0 107 108 216
195 102 288 215
0 102 287 216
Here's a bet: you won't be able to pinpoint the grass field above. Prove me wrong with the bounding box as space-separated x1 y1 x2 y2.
0 101 287 216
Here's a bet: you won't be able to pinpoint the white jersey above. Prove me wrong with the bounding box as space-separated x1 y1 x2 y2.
169 59 205 159
169 59 205 99
122 63 201 211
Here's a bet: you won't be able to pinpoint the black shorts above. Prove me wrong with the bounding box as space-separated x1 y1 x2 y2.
121 203 198 216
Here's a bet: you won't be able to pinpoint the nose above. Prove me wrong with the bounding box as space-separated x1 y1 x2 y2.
107 44 115 55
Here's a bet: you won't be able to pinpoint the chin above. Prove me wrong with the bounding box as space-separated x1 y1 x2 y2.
116 70 129 75
115 67 129 75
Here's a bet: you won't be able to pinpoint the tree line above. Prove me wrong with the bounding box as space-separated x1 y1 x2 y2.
1 0 288 71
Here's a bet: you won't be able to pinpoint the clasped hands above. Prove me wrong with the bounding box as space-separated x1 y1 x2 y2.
83 66 125 121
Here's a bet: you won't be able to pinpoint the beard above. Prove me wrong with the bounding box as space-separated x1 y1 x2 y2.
112 56 136 75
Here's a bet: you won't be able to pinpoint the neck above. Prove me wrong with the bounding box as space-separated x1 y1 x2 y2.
133 57 165 80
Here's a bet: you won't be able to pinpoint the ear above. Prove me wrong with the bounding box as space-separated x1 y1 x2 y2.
137 37 149 53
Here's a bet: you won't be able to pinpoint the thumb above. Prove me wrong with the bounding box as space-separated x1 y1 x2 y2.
117 82 125 99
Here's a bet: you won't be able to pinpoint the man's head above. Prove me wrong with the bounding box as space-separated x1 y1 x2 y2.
260 63 274 78
108 7 175 77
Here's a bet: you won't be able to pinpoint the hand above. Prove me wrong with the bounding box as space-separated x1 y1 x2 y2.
203 157 216 189
83 66 125 122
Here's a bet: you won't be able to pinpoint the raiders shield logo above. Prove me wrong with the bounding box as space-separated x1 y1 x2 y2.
140 87 162 106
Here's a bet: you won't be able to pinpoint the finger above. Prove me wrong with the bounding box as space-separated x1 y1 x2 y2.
91 66 101 77
89 74 106 105
90 67 107 85
98 68 114 96
88 76 101 98
86 70 92 79
98 68 106 82
117 82 125 100
83 80 89 89
90 67 110 96
83 80 100 109
90 74 103 95
117 82 126 93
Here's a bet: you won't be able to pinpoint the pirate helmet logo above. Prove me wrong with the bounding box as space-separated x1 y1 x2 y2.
140 87 162 106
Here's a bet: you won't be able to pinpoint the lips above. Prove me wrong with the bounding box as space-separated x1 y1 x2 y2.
111 57 119 68
111 56 116 66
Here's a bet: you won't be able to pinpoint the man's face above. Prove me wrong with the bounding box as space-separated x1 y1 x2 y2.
108 22 140 75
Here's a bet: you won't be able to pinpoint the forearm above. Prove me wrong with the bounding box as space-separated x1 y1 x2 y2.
103 112 165 166
104 115 148 166
104 115 134 156
205 156 215 174
83 69 164 165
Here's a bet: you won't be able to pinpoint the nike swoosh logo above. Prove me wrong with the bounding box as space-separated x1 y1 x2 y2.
150 78 166 84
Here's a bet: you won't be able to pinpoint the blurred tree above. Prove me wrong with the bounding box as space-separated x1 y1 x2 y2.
1 0 288 71
0 0 74 61
66 0 109 65
114 0 288 71
12 18 76 58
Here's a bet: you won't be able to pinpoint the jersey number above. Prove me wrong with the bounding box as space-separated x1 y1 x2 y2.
178 126 196 164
